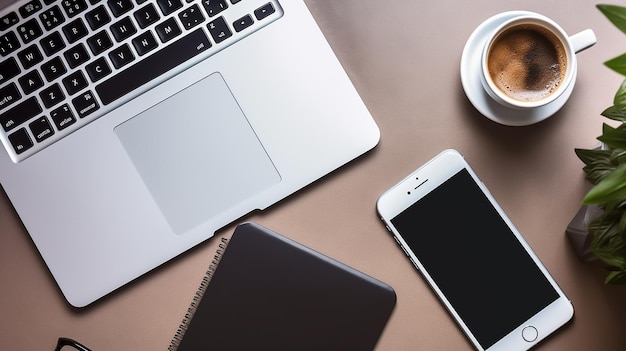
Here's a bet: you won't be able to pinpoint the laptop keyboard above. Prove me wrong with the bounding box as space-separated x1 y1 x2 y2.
0 0 283 162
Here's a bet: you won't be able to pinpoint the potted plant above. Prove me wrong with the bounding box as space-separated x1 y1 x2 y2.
570 4 626 284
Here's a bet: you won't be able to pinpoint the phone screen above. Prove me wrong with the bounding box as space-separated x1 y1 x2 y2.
390 168 559 349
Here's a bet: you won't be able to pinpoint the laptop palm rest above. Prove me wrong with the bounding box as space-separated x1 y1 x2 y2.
114 73 281 234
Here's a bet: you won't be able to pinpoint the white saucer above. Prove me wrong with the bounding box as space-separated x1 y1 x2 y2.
460 11 576 126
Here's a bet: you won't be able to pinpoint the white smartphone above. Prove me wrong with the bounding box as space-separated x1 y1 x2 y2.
376 149 573 351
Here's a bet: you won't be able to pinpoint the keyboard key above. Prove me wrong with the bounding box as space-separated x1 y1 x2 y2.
207 16 231 43
0 32 20 56
29 116 55 143
17 19 43 43
155 17 181 43
85 56 111 82
64 43 90 68
233 14 253 32
110 16 137 42
62 18 88 43
0 83 21 111
87 30 113 55
1 96 42 132
107 0 134 17
72 90 99 117
8 128 33 154
39 83 65 108
40 31 66 56
41 56 67 82
134 3 160 29
132 30 158 55
254 2 275 20
202 0 228 17
0 12 19 31
39 5 66 30
179 4 204 30
109 43 134 68
17 44 44 69
19 0 43 19
0 57 21 85
18 70 44 94
96 28 210 105
62 70 88 95
62 0 88 18
156 0 182 16
85 5 111 30
50 103 76 130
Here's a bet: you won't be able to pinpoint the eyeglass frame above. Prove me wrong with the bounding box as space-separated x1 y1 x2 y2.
54 337 91 351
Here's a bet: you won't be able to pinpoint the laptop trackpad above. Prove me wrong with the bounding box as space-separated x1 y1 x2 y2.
114 73 281 234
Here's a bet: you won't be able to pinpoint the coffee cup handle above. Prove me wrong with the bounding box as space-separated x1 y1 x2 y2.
570 29 597 53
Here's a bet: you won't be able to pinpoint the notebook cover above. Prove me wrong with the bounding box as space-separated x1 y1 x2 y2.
173 222 396 350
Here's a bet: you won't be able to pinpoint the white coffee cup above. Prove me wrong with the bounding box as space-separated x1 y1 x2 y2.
480 12 596 110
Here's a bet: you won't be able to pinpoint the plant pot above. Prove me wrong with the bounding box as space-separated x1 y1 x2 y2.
566 204 602 262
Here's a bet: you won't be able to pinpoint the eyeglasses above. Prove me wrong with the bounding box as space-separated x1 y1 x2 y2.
54 338 91 351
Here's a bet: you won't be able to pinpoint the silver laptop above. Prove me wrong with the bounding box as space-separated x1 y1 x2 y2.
0 0 379 307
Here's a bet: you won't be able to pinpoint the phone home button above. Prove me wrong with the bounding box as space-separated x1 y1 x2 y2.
522 326 538 342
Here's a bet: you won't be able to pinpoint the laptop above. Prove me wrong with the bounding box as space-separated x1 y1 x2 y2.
0 0 379 307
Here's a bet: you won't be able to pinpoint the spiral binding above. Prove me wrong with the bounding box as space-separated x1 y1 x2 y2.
168 236 230 351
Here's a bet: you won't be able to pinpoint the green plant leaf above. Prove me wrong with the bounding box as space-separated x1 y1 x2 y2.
606 270 626 284
602 105 626 121
575 148 611 166
598 123 626 149
583 164 626 204
598 4 626 35
605 53 626 76
614 79 626 108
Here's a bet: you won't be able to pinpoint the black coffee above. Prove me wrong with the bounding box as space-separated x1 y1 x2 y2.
487 24 567 102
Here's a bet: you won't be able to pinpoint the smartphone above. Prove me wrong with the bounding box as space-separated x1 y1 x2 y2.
376 149 573 351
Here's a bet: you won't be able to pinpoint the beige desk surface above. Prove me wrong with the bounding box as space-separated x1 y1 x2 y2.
3 0 626 349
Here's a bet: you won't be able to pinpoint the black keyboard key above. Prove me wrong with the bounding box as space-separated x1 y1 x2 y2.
156 0 182 16
0 32 20 56
87 30 113 55
155 17 181 43
40 31 66 56
96 28 210 105
85 56 111 82
72 90 99 117
41 56 67 82
50 103 76 130
254 2 275 20
178 4 204 30
109 43 134 68
202 0 227 17
62 18 88 43
39 5 66 30
0 83 21 111
207 16 231 43
18 70 44 94
110 16 137 42
44 0 56 5
85 5 111 30
0 12 19 31
17 19 43 43
134 3 160 29
19 0 43 19
132 30 158 55
107 0 134 17
1 96 42 132
40 83 65 108
17 44 44 69
62 71 88 95
64 43 90 68
0 57 21 85
233 14 253 32
29 116 55 143
62 0 88 18
8 128 33 154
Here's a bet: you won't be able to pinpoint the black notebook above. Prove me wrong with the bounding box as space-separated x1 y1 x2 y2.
169 222 396 351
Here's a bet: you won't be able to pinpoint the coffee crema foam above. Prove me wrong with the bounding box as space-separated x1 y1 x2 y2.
487 24 567 102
